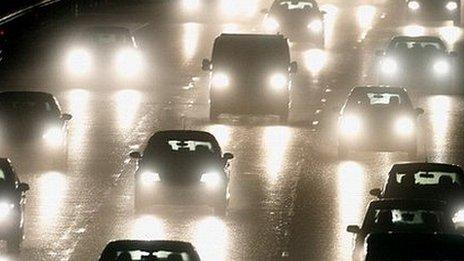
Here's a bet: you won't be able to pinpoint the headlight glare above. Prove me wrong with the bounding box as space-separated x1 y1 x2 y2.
66 48 91 76
140 171 161 185
115 48 143 78
0 201 14 220
264 17 280 32
380 58 398 75
200 171 221 187
395 116 415 136
340 115 361 136
212 72 230 89
446 1 458 11
408 1 420 10
42 126 64 147
270 73 288 90
433 60 450 75
308 19 323 33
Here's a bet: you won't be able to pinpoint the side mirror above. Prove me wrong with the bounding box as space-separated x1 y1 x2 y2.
289 61 298 73
375 50 384 56
129 151 142 159
450 51 458 57
62 113 73 121
223 152 234 160
415 107 424 115
201 58 212 71
347 225 360 234
369 188 382 198
18 183 30 192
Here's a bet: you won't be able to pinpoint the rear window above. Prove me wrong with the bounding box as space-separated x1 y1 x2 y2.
0 99 56 113
167 140 214 153
347 91 409 108
367 93 402 105
279 1 314 10
396 171 462 186
391 41 445 52
112 250 193 261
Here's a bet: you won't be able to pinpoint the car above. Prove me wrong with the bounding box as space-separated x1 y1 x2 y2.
376 36 457 93
64 26 144 84
403 0 461 25
364 233 464 261
337 86 423 159
346 199 457 261
262 0 325 46
99 240 201 261
370 163 464 213
0 91 72 161
0 158 29 253
202 33 298 122
129 130 234 215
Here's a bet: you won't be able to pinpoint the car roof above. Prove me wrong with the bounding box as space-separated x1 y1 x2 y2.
149 130 218 143
368 199 447 210
99 240 200 260
0 91 55 100
391 36 444 43
389 162 464 176
350 86 408 94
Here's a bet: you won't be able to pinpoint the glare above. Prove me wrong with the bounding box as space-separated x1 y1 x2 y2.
263 17 279 32
380 57 398 75
304 49 327 75
340 115 361 136
0 201 14 220
433 60 450 75
394 116 415 136
263 127 292 184
140 171 161 185
222 23 240 33
43 126 64 147
408 1 420 10
357 5 377 29
403 25 425 36
182 0 200 12
320 4 339 48
439 26 462 45
205 125 230 147
220 0 256 18
183 23 201 60
212 73 230 89
269 73 288 90
426 96 453 162
114 89 142 130
308 19 323 33
115 48 144 78
200 172 221 188
131 215 165 239
193 217 228 260
446 1 458 11
453 209 464 223
38 171 68 228
66 48 91 76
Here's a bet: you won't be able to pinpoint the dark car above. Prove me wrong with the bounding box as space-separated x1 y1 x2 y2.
202 33 298 122
337 86 423 159
369 163 464 217
99 240 201 261
262 0 325 46
0 91 72 157
129 130 234 215
346 199 456 261
403 0 461 25
377 36 456 93
64 26 144 82
364 233 464 261
0 158 29 253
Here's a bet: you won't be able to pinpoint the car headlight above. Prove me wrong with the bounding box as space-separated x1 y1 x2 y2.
200 171 221 188
263 17 279 32
446 1 458 11
408 1 420 10
66 48 91 76
433 60 450 75
115 49 144 78
0 201 14 220
394 116 415 136
211 72 230 89
140 171 161 185
340 115 361 136
307 19 323 33
42 126 64 147
269 73 288 90
380 58 398 75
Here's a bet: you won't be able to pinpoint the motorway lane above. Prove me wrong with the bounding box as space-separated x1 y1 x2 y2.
0 0 462 260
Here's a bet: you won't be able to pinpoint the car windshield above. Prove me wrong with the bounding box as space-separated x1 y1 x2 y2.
396 171 462 186
0 98 57 115
111 250 193 261
365 208 447 233
391 41 445 53
145 139 217 159
347 91 409 110
277 1 315 10
84 31 131 46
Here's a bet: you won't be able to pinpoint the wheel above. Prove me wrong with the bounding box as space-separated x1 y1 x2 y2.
7 232 22 253
338 143 349 160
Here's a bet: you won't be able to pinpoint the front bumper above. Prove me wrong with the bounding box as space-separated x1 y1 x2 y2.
339 132 416 152
135 183 228 207
379 70 453 91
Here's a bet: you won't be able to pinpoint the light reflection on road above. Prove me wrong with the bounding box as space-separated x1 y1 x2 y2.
114 89 142 130
425 95 453 162
38 171 68 231
193 216 228 261
263 126 292 185
131 215 166 240
356 5 377 41
183 23 201 61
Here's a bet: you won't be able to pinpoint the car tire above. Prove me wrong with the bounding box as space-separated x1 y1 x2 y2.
7 232 21 253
